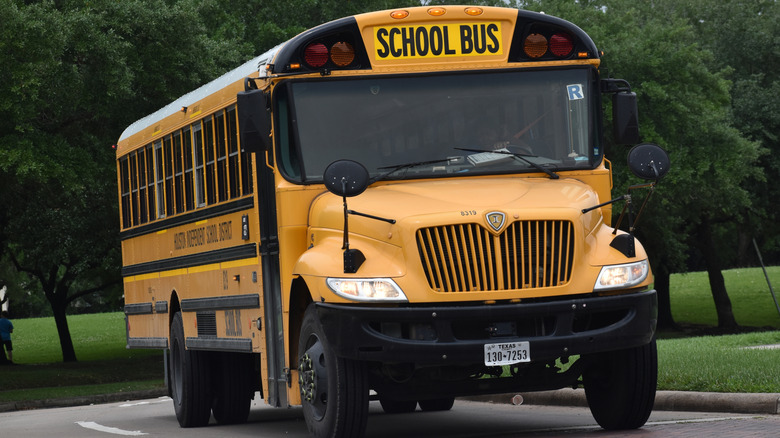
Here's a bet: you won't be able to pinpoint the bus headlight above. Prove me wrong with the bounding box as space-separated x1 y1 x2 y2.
594 260 649 291
326 278 408 302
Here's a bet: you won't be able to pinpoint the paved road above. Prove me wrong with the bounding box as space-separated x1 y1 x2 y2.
1 395 779 437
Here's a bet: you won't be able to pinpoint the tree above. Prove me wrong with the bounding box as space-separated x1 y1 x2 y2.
681 0 780 268
524 0 761 329
0 0 249 361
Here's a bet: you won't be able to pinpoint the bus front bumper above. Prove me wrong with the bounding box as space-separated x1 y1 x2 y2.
315 289 657 365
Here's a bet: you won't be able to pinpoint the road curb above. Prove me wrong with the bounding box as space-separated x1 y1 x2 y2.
0 389 168 413
462 388 780 415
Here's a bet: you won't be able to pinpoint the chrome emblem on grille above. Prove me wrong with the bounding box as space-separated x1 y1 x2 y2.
486 211 506 233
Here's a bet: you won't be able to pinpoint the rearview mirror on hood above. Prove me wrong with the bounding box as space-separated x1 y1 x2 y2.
323 159 371 274
627 143 670 181
323 160 370 197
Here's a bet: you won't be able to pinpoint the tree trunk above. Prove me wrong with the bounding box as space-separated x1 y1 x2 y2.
52 306 78 362
696 218 739 329
44 274 78 362
653 262 677 330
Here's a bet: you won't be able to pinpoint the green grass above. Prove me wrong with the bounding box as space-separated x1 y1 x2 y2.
0 312 165 403
1 266 779 404
670 266 780 329
657 331 780 392
11 312 159 363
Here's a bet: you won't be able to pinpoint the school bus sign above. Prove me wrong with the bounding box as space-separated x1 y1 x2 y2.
374 22 502 59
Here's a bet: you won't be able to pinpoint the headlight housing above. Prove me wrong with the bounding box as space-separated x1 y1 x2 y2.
326 278 408 302
594 260 649 291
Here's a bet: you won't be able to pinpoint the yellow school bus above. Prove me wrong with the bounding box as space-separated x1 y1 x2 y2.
117 5 670 437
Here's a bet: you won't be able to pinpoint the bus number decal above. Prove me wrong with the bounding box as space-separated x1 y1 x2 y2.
225 309 242 337
374 22 502 60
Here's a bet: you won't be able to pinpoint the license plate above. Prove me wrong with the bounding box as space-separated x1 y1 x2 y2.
484 341 530 366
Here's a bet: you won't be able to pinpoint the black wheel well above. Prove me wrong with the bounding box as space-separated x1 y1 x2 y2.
288 277 313 368
169 290 181 330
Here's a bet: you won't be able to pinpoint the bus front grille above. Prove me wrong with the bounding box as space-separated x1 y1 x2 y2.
416 220 574 292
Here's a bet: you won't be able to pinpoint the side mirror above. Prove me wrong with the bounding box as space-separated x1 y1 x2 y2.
627 143 670 180
323 160 370 198
323 160 370 274
613 91 639 145
237 83 272 153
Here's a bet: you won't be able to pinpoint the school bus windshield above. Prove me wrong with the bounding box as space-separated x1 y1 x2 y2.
277 68 599 182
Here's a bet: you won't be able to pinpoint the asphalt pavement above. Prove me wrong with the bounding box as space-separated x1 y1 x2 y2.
2 387 779 416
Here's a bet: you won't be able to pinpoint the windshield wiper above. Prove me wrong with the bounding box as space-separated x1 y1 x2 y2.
455 148 560 179
371 158 452 183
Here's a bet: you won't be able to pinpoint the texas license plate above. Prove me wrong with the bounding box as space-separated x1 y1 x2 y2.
484 341 531 366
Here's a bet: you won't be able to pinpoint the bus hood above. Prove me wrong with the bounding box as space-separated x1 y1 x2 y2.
308 177 604 245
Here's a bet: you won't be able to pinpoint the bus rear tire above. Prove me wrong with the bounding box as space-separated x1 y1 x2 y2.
298 305 368 438
583 340 657 430
170 311 212 427
211 352 253 425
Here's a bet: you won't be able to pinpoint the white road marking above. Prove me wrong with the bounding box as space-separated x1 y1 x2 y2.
520 416 754 434
119 396 171 407
645 416 756 426
75 421 147 436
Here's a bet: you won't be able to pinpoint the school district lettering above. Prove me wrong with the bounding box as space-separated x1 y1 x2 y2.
173 221 233 250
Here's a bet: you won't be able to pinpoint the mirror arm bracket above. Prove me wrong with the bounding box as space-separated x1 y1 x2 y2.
340 194 366 274
347 210 396 224
600 78 632 94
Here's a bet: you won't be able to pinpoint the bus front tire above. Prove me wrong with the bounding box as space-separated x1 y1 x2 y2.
583 340 657 430
170 311 212 427
298 305 368 438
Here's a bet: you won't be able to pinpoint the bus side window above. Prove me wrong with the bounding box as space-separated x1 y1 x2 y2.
183 127 195 211
137 146 148 224
192 123 206 207
120 157 131 229
129 151 139 226
154 140 165 218
173 131 184 214
164 136 175 217
204 116 217 205
215 111 229 202
145 145 156 221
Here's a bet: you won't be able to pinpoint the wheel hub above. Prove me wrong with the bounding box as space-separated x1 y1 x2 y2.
299 339 328 419
299 352 316 402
